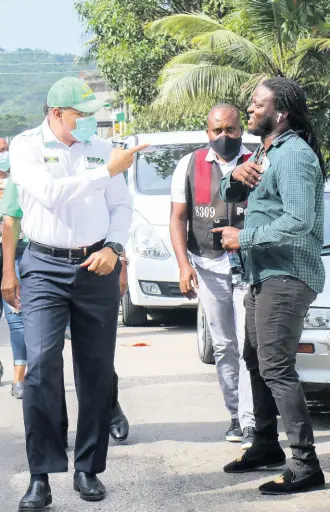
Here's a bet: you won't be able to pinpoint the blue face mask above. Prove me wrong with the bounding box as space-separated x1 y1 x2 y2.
71 116 97 142
0 151 10 172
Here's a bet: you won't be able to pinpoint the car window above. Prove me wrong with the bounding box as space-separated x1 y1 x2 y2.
136 143 207 195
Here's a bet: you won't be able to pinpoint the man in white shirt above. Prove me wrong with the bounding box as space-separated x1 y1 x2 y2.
9 77 146 512
170 104 255 450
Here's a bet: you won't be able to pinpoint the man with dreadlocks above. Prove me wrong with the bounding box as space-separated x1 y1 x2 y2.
213 77 326 494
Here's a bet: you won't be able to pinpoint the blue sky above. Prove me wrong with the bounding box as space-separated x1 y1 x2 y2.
0 0 85 55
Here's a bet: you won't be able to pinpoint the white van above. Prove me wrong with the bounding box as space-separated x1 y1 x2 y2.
122 131 260 326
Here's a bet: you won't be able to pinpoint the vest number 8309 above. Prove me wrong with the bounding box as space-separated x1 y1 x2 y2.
195 206 215 218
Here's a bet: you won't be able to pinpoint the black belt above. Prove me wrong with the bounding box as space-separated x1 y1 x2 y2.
28 239 105 259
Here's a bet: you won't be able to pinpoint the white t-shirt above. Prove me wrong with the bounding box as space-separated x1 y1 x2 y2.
171 145 251 274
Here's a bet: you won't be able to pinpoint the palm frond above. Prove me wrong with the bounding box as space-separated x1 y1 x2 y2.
193 29 279 74
150 96 220 122
146 13 220 42
298 37 330 52
164 49 225 67
154 63 250 109
238 73 272 105
303 79 330 110
294 37 330 83
237 0 287 46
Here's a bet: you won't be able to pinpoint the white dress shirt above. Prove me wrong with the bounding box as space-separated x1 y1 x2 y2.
10 119 132 248
171 146 251 274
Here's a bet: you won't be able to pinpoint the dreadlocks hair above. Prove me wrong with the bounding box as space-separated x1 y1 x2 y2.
262 77 327 181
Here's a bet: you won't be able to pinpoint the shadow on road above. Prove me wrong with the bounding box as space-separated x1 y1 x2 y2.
109 415 330 447
2 422 330 512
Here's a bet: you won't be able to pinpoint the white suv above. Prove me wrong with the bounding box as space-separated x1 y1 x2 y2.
122 130 260 326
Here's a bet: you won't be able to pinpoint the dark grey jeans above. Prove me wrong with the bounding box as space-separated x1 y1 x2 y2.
243 276 320 473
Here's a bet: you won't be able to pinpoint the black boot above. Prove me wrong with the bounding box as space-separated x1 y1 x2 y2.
109 402 129 442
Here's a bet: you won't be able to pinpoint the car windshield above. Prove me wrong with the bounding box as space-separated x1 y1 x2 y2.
136 142 260 195
323 191 330 250
136 143 206 195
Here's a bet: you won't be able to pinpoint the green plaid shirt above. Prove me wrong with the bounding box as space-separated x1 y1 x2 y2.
220 130 325 293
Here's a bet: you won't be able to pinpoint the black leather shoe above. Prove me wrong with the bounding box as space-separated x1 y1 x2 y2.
259 468 325 495
73 471 106 502
18 480 52 512
224 447 286 473
109 403 129 442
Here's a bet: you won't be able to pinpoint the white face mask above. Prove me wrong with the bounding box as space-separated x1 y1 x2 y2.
0 151 10 172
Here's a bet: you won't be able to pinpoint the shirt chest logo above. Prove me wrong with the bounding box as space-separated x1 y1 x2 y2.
44 156 59 163
87 157 105 165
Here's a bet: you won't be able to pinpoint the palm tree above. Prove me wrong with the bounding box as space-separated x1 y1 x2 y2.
146 0 330 117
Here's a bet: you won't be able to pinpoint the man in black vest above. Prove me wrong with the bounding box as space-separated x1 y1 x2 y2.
170 104 255 449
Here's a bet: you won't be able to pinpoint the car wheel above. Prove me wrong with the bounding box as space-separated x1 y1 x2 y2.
197 301 215 364
122 289 147 327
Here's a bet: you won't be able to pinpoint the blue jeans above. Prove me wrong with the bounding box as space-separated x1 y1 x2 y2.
0 255 27 366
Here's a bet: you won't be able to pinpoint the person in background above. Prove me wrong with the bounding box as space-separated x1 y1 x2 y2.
9 76 145 512
218 77 326 495
0 138 27 399
170 104 255 450
0 137 9 387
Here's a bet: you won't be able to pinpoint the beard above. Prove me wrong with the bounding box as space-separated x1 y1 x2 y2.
248 114 274 137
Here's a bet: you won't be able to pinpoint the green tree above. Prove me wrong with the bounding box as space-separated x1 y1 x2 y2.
202 0 234 19
75 0 192 107
74 0 235 107
146 0 330 116
0 114 30 138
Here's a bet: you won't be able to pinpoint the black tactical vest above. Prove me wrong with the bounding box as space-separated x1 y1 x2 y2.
185 149 251 260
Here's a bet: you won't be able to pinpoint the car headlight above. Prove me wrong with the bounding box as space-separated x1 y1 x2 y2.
304 308 330 329
131 221 170 259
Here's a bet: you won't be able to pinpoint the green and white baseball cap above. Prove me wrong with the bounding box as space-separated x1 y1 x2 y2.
47 77 110 113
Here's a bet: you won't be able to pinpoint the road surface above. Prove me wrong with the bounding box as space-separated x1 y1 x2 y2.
1 312 330 511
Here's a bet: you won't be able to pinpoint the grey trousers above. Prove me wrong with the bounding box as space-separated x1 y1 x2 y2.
196 266 254 429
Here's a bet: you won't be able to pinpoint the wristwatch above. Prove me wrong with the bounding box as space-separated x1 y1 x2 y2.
104 241 124 256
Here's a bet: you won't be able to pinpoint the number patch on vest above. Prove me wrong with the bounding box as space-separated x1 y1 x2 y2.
195 206 216 218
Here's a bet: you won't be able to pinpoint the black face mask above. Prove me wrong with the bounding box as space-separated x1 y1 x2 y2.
209 135 242 161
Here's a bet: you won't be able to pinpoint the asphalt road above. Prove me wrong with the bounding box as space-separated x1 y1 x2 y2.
1 311 330 512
